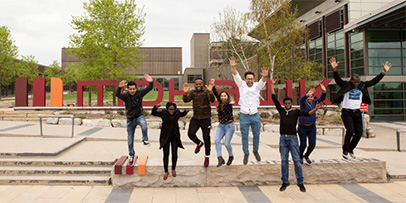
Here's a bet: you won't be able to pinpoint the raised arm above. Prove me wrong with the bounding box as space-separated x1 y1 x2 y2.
115 80 126 99
329 57 346 87
365 61 391 87
314 84 327 103
151 104 163 118
182 83 192 102
139 74 154 97
270 79 283 113
229 57 238 76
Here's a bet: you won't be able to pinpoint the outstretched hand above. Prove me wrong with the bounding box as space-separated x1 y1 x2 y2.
229 56 237 67
307 88 315 97
315 102 322 110
144 74 153 82
261 66 269 78
119 80 126 88
155 104 161 108
329 57 339 72
183 83 190 93
383 61 392 73
320 84 326 93
205 78 215 93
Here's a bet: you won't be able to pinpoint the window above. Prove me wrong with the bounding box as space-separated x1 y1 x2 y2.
187 75 202 83
369 82 406 121
367 28 405 75
326 30 345 78
349 31 364 75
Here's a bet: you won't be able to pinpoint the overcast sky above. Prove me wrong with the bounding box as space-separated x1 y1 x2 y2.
0 0 250 72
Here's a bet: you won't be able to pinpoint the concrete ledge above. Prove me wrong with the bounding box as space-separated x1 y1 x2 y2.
111 158 387 187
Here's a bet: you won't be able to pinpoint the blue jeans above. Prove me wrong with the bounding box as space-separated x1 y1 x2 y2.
215 122 235 157
126 115 148 156
279 136 303 184
239 113 261 155
298 124 317 159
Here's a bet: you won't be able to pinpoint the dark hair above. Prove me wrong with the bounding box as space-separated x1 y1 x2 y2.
165 102 177 110
216 91 231 113
283 97 293 103
351 74 360 80
194 78 203 82
244 71 255 78
127 81 137 88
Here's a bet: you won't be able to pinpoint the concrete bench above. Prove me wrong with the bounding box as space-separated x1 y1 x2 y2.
396 129 406 152
317 125 345 145
38 114 75 137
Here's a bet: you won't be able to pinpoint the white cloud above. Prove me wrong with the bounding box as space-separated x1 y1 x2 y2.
0 0 250 71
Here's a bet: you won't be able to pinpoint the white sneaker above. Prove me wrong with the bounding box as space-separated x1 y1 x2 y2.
349 152 356 159
342 152 349 159
143 141 150 146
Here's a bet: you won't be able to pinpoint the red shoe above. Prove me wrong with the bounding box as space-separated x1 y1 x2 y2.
204 156 209 167
163 172 169 180
195 142 203 154
172 170 176 177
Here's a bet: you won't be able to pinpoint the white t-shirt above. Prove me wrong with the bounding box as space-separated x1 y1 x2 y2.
232 72 266 115
341 88 362 109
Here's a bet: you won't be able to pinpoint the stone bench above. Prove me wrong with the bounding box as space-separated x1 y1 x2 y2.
111 158 387 187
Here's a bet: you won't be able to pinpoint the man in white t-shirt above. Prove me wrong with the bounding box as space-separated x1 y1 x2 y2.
229 57 268 165
329 57 391 159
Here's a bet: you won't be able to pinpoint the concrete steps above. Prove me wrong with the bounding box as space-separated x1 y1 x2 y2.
0 160 114 186
0 110 55 121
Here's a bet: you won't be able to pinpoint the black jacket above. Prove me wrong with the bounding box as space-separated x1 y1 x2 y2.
152 106 188 149
332 71 384 105
115 82 153 120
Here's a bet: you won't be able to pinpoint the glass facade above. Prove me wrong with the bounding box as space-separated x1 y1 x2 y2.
326 30 345 78
369 82 406 121
367 28 405 75
155 77 180 90
350 31 364 75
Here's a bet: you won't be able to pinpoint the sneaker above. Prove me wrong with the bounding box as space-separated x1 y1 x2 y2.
129 156 135 166
298 184 306 192
300 158 303 165
172 170 176 177
163 172 169 180
195 142 203 154
342 151 349 159
243 154 249 165
253 151 261 162
226 156 234 166
305 157 312 165
143 141 150 146
279 182 290 191
204 156 209 167
217 156 225 167
349 152 356 159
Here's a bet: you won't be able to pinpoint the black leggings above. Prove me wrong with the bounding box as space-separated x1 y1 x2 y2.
163 135 178 173
188 117 211 156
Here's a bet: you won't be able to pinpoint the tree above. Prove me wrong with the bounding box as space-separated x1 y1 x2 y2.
68 0 146 105
68 0 146 82
61 64 79 93
43 61 62 86
0 25 19 98
16 55 39 85
211 6 257 75
249 0 323 83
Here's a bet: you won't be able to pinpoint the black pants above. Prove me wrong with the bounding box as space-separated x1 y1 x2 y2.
188 117 211 156
341 109 363 153
163 135 178 173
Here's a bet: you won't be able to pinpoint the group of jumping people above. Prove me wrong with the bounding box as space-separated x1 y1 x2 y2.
116 57 392 192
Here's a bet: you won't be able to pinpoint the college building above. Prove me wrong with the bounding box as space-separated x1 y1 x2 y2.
290 0 405 121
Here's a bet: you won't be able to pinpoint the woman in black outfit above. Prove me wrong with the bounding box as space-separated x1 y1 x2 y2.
152 102 189 180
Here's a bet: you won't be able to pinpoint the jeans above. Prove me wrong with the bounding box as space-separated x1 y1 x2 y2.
215 122 235 157
279 136 303 184
298 124 317 159
239 113 261 155
341 109 363 153
126 115 148 156
188 118 211 156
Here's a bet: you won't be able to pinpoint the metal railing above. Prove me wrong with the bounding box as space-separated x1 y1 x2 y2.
38 114 75 137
